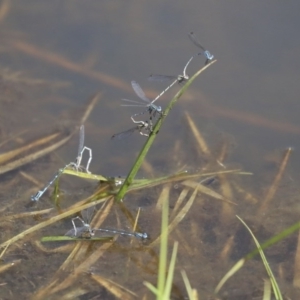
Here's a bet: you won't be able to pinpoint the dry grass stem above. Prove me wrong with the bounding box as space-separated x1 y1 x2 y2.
218 174 235 224
170 187 189 219
0 259 21 274
11 40 131 92
133 207 141 232
185 111 210 157
0 129 29 148
0 132 60 165
80 92 101 124
0 208 53 222
0 132 74 175
149 185 198 247
156 184 171 210
181 179 237 205
173 229 194 256
216 137 231 168
219 235 234 262
33 240 74 254
0 0 10 22
60 288 90 299
90 198 114 229
46 240 115 297
231 181 258 204
258 147 293 214
141 158 155 176
91 273 138 299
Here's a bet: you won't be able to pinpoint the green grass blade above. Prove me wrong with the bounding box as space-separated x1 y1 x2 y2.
157 193 169 299
214 258 245 294
236 216 283 300
62 168 108 181
143 282 159 296
163 241 178 299
263 278 271 300
181 270 193 300
215 220 300 294
115 60 216 202
246 221 300 260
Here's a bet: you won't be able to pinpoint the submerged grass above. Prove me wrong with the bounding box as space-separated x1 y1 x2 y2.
144 187 181 300
215 215 289 299
237 216 283 300
144 185 202 300
1 55 296 299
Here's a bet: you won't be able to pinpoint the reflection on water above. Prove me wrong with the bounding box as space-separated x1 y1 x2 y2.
0 1 300 299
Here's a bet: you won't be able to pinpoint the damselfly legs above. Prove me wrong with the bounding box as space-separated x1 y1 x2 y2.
188 31 214 65
73 125 92 174
111 116 151 139
118 56 194 138
65 207 94 238
31 125 93 201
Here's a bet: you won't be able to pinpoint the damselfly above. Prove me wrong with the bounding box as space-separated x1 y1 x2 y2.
188 31 214 65
121 80 163 124
111 116 151 139
31 125 92 201
65 207 148 239
148 55 194 93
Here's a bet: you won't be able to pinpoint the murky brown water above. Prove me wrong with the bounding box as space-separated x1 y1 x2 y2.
1 1 300 299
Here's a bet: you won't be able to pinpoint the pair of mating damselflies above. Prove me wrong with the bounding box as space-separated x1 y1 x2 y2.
65 207 148 240
111 56 193 139
31 125 92 201
112 32 214 139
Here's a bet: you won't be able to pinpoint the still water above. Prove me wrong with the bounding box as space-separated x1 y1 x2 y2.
0 1 300 299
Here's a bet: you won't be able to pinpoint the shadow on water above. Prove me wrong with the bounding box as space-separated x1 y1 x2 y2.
1 1 300 299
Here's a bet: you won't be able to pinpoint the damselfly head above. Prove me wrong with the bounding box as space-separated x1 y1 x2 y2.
156 106 162 112
204 50 214 60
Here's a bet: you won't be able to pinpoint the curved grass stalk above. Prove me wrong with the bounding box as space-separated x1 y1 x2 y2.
215 216 285 299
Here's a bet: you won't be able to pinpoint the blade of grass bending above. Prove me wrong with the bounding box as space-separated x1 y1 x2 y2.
90 273 138 299
143 282 159 296
214 258 245 294
249 221 300 260
116 60 216 202
215 220 300 294
236 216 283 300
